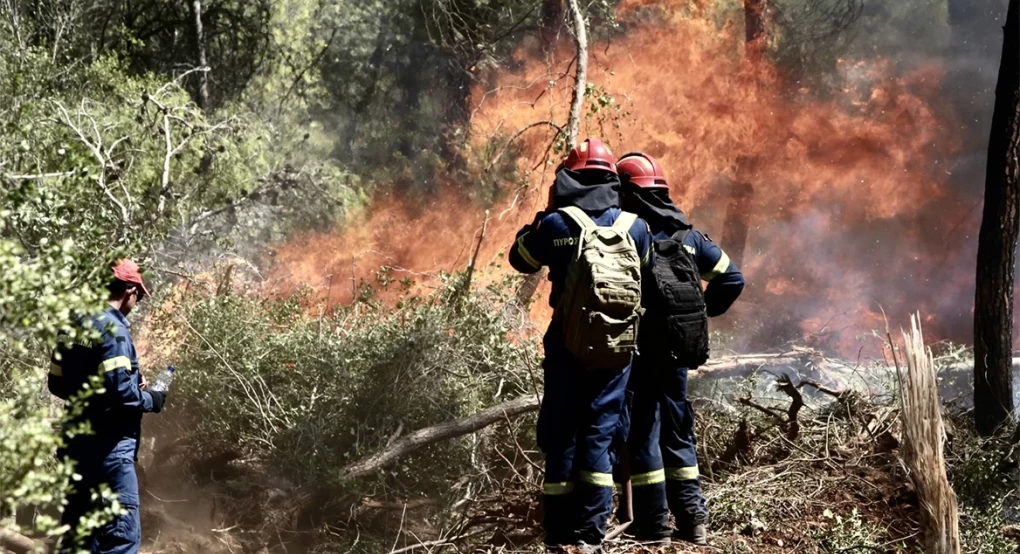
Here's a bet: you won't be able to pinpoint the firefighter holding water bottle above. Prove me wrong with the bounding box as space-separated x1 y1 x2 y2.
48 259 174 554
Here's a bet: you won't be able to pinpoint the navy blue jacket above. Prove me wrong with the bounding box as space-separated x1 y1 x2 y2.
509 207 654 307
660 230 745 317
49 307 156 446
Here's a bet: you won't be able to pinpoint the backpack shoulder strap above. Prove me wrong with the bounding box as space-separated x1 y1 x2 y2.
611 211 638 234
655 228 692 259
671 228 691 244
559 206 597 233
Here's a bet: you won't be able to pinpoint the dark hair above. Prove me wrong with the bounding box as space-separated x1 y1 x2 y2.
108 278 136 299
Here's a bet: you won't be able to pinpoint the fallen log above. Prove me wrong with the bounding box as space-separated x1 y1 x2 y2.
339 395 540 479
0 528 45 554
334 351 1018 482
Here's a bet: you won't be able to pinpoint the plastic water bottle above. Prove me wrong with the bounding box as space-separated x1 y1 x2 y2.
150 365 176 393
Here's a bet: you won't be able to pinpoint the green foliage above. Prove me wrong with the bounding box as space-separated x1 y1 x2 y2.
945 411 1017 553
0 360 129 549
2 0 275 108
812 508 892 552
0 371 71 538
0 6 349 543
155 275 540 496
248 0 552 189
959 501 1016 554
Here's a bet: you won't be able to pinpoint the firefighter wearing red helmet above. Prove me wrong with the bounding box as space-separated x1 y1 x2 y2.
509 139 654 553
617 152 668 189
49 259 166 554
563 137 618 173
614 152 745 546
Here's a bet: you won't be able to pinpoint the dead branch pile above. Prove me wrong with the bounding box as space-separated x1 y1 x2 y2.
695 373 918 550
891 314 960 554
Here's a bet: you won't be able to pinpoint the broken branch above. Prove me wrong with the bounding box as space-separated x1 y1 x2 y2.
461 210 490 297
339 395 540 479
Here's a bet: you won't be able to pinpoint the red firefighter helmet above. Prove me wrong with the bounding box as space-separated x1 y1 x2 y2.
563 138 617 174
617 152 669 189
112 258 150 297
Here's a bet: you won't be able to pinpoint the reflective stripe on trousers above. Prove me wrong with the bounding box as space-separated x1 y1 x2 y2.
539 330 630 546
617 359 708 534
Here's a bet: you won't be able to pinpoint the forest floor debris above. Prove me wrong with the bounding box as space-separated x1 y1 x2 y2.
130 350 1018 554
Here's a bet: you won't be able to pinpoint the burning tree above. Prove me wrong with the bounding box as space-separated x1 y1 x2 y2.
973 0 1019 437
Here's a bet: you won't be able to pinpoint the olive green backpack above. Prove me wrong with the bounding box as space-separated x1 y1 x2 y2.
555 206 643 370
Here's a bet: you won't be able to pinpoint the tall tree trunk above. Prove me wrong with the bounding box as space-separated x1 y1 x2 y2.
564 0 587 149
726 1 768 268
439 57 471 175
973 0 1019 437
541 0 563 52
189 0 209 110
514 0 587 308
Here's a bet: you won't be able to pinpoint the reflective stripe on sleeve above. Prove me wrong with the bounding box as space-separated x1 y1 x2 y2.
543 481 575 495
642 244 652 265
49 362 63 376
579 471 615 487
700 251 731 282
98 356 132 373
516 234 541 269
631 469 666 487
665 465 700 481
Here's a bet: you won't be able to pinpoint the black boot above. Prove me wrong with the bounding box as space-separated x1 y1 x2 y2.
630 481 671 542
673 522 708 546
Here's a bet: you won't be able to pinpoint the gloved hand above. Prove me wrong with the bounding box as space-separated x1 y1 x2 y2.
148 390 167 413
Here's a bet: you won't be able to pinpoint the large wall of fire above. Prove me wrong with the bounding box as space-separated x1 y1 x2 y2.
273 0 1003 357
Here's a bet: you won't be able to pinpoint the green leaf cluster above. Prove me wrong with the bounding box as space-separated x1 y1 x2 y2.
156 275 539 490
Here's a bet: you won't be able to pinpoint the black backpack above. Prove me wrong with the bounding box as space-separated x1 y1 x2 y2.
646 229 710 369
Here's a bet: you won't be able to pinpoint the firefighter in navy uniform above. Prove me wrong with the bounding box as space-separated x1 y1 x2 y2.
49 259 167 554
615 153 744 545
508 138 654 553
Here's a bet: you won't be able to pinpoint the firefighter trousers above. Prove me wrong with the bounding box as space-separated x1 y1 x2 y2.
617 361 707 538
538 332 631 547
59 439 142 554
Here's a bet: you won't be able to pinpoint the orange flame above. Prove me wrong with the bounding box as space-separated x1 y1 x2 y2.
272 1 976 356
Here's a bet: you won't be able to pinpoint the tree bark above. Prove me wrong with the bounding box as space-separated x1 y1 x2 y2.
564 0 587 149
189 0 209 110
339 395 540 479
973 0 1019 437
